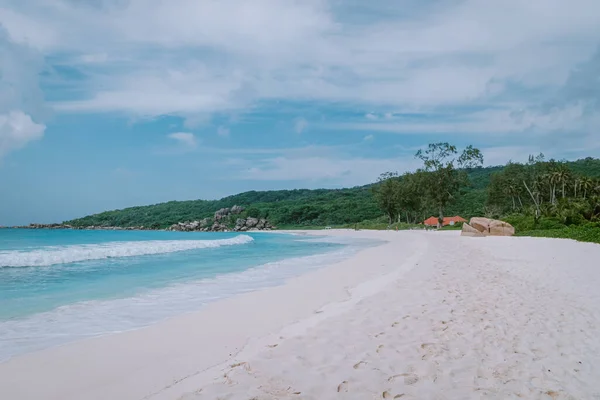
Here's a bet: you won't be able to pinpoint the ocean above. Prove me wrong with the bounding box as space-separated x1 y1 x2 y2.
0 229 374 362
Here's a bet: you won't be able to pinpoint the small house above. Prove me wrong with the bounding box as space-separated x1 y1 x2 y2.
423 216 467 227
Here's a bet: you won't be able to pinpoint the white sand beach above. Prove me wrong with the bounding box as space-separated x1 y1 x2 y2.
1 230 600 399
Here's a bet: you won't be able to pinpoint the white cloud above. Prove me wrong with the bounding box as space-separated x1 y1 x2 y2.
0 1 596 114
242 155 420 185
331 103 599 137
363 134 374 141
217 126 230 137
0 111 45 158
77 53 109 64
294 118 308 134
0 25 47 159
0 0 599 149
167 132 197 148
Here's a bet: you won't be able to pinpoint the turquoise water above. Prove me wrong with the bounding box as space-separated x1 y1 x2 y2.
0 229 371 361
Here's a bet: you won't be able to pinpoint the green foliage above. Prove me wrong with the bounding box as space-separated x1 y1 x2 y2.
487 156 600 225
414 143 484 225
244 207 262 219
518 225 600 244
338 216 422 231
439 222 464 230
372 172 401 224
502 215 567 232
65 187 382 228
65 156 600 231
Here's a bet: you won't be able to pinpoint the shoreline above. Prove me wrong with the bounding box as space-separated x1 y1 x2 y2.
0 230 411 400
0 233 374 362
1 230 600 399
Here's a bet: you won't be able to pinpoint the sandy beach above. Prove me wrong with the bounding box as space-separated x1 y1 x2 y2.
1 230 600 399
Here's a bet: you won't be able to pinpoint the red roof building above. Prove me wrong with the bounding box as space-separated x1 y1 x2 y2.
423 216 467 227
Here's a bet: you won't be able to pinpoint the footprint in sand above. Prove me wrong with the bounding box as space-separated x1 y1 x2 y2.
388 373 419 386
229 362 251 372
404 374 419 385
383 390 405 398
337 380 349 393
353 361 367 369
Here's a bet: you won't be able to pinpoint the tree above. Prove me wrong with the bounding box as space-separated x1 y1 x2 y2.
415 143 483 228
395 172 427 223
574 176 582 198
581 177 594 199
372 172 400 224
555 164 572 199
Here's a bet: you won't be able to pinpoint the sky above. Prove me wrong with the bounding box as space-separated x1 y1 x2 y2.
1 0 600 225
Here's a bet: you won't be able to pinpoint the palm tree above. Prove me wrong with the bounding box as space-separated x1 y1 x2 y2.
574 176 582 198
581 177 594 199
547 171 560 204
504 183 518 210
551 165 571 199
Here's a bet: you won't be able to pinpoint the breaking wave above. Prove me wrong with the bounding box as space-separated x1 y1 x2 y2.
0 235 254 267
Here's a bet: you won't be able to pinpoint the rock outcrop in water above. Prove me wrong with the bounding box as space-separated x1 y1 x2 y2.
8 224 153 231
166 205 275 232
8 204 276 232
167 217 274 232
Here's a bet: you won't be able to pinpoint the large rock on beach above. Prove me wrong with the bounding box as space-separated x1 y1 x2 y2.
200 218 212 227
462 217 515 237
245 217 259 228
469 217 493 234
214 208 230 221
231 205 245 215
461 223 486 237
489 220 515 236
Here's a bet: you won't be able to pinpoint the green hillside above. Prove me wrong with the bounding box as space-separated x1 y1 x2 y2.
65 187 382 228
65 158 600 229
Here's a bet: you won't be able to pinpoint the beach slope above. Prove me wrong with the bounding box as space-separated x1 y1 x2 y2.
1 230 600 399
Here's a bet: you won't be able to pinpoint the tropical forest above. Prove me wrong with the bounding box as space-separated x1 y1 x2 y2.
65 143 600 243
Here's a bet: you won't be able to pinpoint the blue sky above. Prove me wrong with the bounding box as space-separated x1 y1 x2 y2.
1 0 600 225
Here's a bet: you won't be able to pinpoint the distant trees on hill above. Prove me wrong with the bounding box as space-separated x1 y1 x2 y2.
487 155 600 224
373 146 600 231
373 143 484 227
65 152 600 230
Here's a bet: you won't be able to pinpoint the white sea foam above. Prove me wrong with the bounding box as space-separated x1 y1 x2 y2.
0 235 254 267
0 244 366 362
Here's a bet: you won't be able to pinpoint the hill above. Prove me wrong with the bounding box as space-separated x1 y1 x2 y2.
65 158 600 229
65 187 382 229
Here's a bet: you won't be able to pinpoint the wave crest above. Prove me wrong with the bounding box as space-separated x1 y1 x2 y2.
0 235 254 268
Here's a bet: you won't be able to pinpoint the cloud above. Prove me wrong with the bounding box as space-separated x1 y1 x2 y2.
0 0 599 159
167 132 197 148
217 126 230 137
294 118 308 134
220 141 420 185
0 111 45 158
242 155 419 185
77 53 109 64
0 25 47 159
363 134 374 141
1 0 595 119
